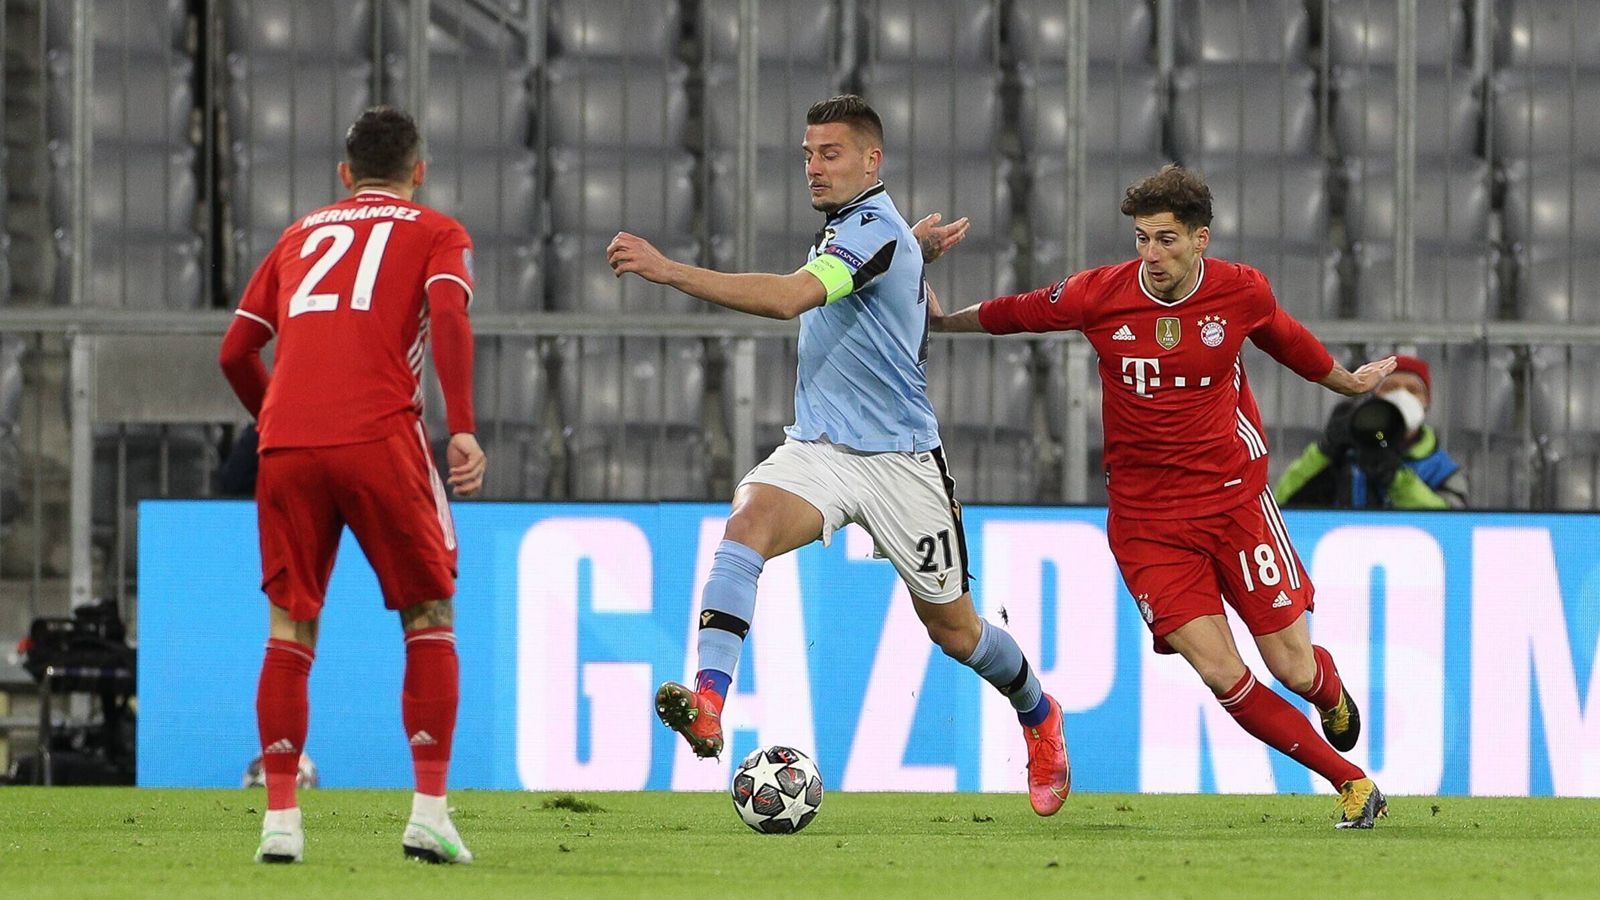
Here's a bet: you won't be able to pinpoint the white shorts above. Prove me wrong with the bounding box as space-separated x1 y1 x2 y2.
738 438 970 603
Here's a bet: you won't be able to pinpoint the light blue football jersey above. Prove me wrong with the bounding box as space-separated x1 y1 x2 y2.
787 182 942 453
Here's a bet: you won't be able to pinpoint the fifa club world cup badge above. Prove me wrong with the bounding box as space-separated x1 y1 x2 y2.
1200 315 1227 348
1156 316 1181 350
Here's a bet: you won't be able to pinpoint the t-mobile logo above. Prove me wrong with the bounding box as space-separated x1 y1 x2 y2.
1121 357 1162 397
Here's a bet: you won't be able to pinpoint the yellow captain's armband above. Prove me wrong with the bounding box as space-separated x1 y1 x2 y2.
802 253 855 304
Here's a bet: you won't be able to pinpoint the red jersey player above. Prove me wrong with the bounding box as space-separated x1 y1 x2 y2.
934 165 1394 828
218 107 485 863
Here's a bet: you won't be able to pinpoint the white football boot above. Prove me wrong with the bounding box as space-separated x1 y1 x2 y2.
255 807 304 863
402 794 473 865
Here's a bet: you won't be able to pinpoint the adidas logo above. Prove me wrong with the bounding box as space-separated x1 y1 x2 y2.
1112 324 1136 341
1272 591 1293 609
264 738 297 755
409 731 437 747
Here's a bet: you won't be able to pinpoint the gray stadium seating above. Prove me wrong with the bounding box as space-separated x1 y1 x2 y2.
1353 241 1498 321
1497 0 1600 70
865 65 1004 156
556 336 709 499
1515 244 1600 324
548 0 680 61
1170 66 1319 159
1491 72 1600 160
550 149 693 237
1325 0 1468 68
926 339 1041 502
1010 0 1154 65
1345 160 1491 244
702 0 836 63
1199 158 1330 244
1503 160 1600 244
474 336 553 499
1334 69 1481 160
1174 0 1309 65
863 0 997 64
1021 67 1164 157
544 59 691 150
548 234 702 316
1029 152 1172 275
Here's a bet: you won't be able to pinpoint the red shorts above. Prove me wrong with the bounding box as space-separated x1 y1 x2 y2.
1107 488 1312 654
256 419 457 620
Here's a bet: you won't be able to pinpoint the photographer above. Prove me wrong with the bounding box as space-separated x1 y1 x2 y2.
1276 355 1468 509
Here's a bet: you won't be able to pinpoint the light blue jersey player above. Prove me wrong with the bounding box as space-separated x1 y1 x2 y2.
607 95 1069 816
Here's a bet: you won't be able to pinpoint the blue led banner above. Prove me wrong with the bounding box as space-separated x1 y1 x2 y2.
138 501 1600 796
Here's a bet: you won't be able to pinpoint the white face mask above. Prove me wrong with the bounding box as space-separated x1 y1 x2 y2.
1379 388 1426 435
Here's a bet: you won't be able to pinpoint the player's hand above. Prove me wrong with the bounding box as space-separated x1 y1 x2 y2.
446 432 487 497
606 231 677 285
1346 356 1398 394
912 213 970 264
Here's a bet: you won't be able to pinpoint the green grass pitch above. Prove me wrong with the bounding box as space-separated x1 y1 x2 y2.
2 788 1598 898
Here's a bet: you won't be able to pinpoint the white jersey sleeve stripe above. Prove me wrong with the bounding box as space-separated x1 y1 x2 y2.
425 273 474 309
234 309 276 335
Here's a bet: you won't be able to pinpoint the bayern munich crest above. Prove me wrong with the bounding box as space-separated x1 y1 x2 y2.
1200 315 1227 348
1137 594 1154 624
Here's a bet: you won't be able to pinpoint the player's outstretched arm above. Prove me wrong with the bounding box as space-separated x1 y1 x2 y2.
606 231 825 320
1318 356 1398 396
912 213 970 264
929 292 987 333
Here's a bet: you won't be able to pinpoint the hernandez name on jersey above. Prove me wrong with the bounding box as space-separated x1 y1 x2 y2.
979 258 1334 518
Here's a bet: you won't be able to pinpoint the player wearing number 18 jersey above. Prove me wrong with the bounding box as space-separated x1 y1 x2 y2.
219 107 484 864
935 165 1395 828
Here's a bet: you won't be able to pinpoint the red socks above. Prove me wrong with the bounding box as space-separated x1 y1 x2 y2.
256 638 314 811
1218 670 1364 788
403 626 459 797
1295 645 1344 711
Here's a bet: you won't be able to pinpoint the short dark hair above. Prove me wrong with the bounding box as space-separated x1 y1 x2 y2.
805 94 884 147
344 106 421 183
1120 164 1213 230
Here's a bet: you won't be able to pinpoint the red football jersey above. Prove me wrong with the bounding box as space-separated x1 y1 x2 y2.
234 189 475 451
979 257 1334 518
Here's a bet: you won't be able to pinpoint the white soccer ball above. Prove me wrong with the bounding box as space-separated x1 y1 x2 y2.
730 745 823 834
242 752 318 789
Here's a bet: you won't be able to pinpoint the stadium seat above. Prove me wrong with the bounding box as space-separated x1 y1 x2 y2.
415 151 537 238
704 64 839 153
548 0 681 61
548 234 701 315
1199 157 1330 244
544 59 690 150
1352 241 1498 321
1344 159 1491 244
864 65 1003 156
225 56 374 151
1514 243 1600 324
1502 160 1600 245
223 0 372 58
1324 0 1467 69
1497 0 1600 71
702 0 837 63
53 143 197 236
1020 67 1163 156
48 0 192 57
1491 72 1600 160
549 149 694 237
75 234 203 309
1174 0 1309 65
462 239 542 313
1029 153 1171 276
470 336 552 498
879 155 1011 239
1197 244 1341 320
417 60 531 148
1009 0 1154 64
863 0 997 65
556 336 709 499
1170 66 1319 159
1334 69 1481 160
925 339 1040 503
709 150 824 239
47 50 193 147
